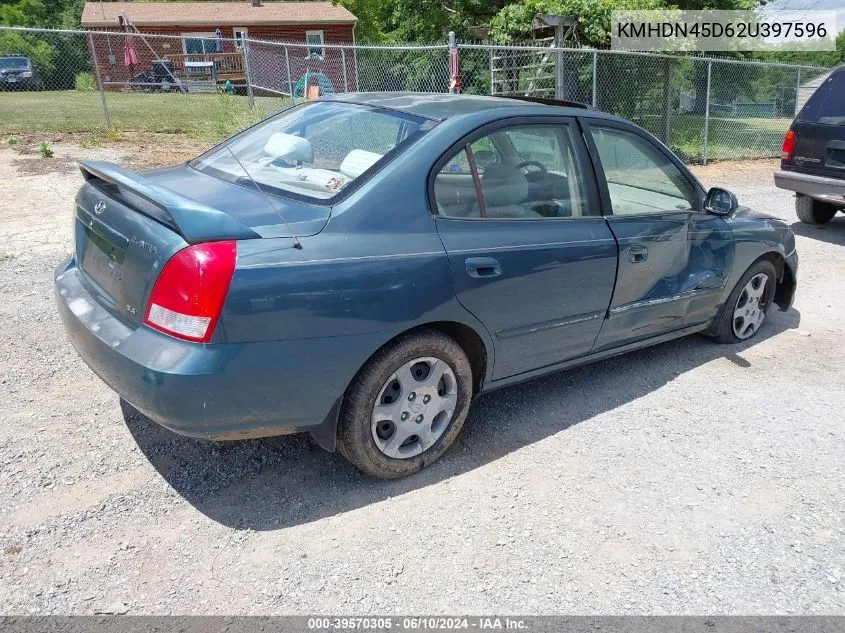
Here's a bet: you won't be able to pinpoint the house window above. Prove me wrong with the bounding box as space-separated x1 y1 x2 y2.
182 32 217 55
306 30 324 59
233 28 248 50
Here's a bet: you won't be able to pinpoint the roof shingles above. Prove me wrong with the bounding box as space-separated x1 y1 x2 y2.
81 1 357 27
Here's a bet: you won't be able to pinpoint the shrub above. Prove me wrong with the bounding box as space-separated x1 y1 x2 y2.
103 127 122 142
38 141 54 158
211 93 266 140
75 72 96 92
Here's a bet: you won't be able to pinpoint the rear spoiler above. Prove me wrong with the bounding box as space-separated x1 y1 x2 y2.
79 161 260 243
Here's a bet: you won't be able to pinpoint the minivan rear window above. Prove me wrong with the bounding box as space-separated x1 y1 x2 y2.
799 68 845 126
192 101 435 203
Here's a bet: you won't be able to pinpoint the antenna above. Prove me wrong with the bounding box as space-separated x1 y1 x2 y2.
224 145 302 249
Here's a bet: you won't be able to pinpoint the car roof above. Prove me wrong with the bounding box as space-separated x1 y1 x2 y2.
322 92 611 122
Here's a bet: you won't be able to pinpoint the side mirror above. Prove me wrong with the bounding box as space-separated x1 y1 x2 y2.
704 187 738 216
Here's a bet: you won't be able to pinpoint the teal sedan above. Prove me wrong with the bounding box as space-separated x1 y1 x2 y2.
55 93 797 478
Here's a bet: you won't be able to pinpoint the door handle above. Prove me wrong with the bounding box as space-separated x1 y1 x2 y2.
628 244 649 264
465 257 502 279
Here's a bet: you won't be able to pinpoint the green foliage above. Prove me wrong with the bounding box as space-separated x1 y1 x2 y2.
0 30 54 71
332 0 392 42
0 0 49 27
491 0 666 45
37 141 53 157
758 31 845 68
0 0 91 89
74 71 95 91
211 92 266 139
103 127 122 141
334 0 513 43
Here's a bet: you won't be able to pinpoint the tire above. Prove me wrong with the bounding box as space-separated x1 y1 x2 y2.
710 259 777 343
795 195 837 225
337 329 473 479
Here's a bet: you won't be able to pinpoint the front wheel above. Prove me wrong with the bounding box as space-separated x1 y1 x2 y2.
796 195 838 225
710 259 777 343
337 330 474 479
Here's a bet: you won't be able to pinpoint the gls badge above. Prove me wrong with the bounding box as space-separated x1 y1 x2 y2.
129 235 157 256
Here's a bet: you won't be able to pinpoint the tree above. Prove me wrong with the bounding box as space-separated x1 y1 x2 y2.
490 0 666 45
489 0 770 46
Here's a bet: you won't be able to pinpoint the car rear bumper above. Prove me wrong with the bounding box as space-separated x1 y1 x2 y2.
774 170 845 206
54 257 378 441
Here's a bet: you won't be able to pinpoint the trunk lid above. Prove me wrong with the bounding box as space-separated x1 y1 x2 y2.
74 176 187 327
74 161 326 327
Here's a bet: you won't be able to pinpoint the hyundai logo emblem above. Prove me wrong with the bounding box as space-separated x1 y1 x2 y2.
94 200 107 215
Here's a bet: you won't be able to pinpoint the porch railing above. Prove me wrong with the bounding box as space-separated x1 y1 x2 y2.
165 52 245 79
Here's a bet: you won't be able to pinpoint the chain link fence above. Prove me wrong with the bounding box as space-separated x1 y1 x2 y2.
459 43 829 162
0 25 829 162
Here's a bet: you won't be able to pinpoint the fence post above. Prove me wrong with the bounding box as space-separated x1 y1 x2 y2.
341 46 349 92
794 67 802 116
703 60 712 165
284 46 294 99
661 58 672 145
555 48 563 99
489 46 494 96
448 31 460 93
242 38 255 110
591 50 598 108
87 32 112 129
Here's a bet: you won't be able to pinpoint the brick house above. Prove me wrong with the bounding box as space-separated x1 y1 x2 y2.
80 1 358 94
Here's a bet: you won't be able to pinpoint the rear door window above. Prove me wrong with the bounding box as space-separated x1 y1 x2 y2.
799 68 845 126
432 123 591 219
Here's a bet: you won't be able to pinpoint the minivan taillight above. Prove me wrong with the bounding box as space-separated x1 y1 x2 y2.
144 241 237 343
781 129 796 161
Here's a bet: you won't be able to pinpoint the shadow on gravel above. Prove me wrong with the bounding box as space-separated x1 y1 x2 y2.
123 307 801 531
790 216 845 247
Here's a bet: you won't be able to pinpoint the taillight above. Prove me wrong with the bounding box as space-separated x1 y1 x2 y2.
781 129 796 161
144 241 237 343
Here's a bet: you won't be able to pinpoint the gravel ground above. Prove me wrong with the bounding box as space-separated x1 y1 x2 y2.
0 140 843 615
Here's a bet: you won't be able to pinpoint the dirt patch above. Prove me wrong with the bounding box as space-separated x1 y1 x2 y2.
3 131 212 171
690 158 779 185
116 132 212 170
11 155 79 177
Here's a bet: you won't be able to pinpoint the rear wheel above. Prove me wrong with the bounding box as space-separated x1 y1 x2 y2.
796 195 838 225
710 260 777 343
337 330 473 479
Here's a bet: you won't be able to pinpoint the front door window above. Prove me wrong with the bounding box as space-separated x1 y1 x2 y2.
590 126 696 215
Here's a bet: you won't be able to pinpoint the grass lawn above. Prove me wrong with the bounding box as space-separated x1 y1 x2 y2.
636 114 792 162
0 90 792 162
0 90 291 140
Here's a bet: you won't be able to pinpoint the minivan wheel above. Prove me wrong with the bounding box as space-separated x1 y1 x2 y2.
795 195 837 225
709 259 777 343
337 330 473 479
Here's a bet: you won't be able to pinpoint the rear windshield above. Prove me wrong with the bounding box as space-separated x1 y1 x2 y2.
192 101 434 203
799 68 845 126
0 57 30 69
